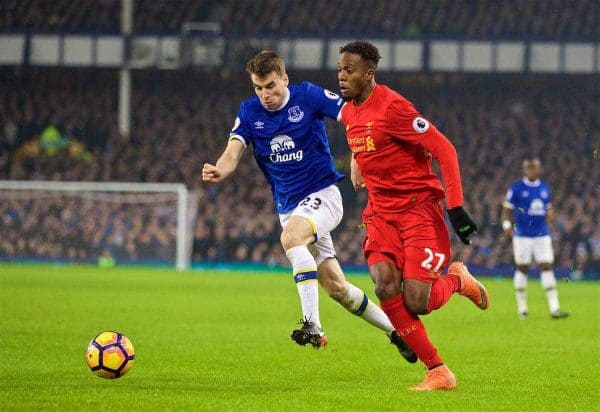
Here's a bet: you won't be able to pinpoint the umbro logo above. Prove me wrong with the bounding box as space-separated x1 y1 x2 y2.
254 121 264 129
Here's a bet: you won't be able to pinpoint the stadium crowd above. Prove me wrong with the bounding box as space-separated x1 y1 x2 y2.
0 193 177 262
1 0 598 39
1 68 598 277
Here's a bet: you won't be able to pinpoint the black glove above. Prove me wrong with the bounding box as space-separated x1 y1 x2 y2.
447 206 478 245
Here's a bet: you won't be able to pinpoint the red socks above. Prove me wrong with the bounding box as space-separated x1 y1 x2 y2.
379 275 460 369
380 294 443 369
426 273 460 313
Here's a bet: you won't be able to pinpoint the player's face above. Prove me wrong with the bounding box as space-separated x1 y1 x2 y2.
523 161 541 180
337 52 374 102
251 71 289 110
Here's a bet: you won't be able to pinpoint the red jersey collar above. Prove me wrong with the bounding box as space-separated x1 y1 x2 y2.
353 83 379 107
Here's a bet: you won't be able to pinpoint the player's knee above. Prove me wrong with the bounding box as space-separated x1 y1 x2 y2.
513 270 527 289
371 263 400 301
539 263 553 271
404 294 428 315
374 281 399 301
540 270 556 289
517 265 529 274
280 229 302 250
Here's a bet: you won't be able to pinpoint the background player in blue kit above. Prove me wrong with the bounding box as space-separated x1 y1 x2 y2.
202 51 415 360
502 158 569 319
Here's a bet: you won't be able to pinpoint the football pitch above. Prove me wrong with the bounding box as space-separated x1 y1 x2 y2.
1 264 598 411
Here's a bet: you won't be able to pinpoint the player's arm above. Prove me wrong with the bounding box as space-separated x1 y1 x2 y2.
384 101 477 244
350 155 365 190
418 127 478 245
501 188 515 236
202 138 245 183
501 205 514 237
546 205 555 225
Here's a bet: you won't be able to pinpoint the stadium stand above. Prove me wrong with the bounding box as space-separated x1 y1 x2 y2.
0 0 120 32
1 0 598 39
1 67 598 276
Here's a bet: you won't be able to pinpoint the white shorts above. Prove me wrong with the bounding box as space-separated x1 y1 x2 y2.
513 235 554 265
279 184 343 266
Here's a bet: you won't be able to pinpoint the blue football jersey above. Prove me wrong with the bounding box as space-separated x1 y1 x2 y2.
229 82 345 213
504 178 552 237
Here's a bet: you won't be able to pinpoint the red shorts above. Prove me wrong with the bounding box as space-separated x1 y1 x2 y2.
362 200 451 283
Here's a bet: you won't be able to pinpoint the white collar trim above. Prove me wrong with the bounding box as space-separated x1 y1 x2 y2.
523 177 541 187
267 87 290 112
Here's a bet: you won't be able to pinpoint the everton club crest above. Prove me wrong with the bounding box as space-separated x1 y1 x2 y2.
288 106 304 123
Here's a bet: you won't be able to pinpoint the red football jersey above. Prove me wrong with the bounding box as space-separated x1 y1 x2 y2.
341 84 463 213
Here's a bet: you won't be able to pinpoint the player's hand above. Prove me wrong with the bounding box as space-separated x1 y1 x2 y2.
202 163 223 183
351 173 366 191
447 206 478 245
350 159 365 191
501 219 513 239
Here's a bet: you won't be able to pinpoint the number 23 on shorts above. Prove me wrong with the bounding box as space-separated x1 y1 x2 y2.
299 196 322 210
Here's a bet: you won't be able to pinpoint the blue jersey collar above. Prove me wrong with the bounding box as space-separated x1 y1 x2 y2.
522 177 541 187
266 87 290 112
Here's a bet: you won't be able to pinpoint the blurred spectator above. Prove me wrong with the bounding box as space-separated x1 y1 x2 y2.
0 0 120 32
1 0 598 39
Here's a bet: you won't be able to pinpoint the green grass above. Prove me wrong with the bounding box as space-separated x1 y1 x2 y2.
1 263 599 411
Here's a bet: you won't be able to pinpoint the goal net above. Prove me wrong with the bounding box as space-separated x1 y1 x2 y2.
0 181 198 270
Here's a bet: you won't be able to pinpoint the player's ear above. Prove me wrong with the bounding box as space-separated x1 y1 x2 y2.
282 73 289 86
365 68 375 81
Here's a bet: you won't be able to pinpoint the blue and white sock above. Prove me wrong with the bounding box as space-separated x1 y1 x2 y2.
286 246 320 328
541 270 560 314
514 270 528 315
342 283 394 334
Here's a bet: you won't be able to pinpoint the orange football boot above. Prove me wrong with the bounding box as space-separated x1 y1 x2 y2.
449 262 490 310
409 364 457 391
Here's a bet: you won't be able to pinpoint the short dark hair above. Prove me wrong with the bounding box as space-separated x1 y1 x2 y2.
339 41 382 69
246 50 286 77
523 157 541 167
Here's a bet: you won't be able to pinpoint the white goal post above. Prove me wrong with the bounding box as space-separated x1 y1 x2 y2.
0 180 196 271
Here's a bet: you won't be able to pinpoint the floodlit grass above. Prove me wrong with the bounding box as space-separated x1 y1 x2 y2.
1 263 599 411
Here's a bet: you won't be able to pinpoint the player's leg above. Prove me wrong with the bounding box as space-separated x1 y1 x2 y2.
282 184 344 348
280 214 325 347
313 234 392 331
364 211 450 372
514 264 529 319
316 251 390 331
513 236 532 318
535 236 568 319
388 201 489 390
363 215 454 388
316 252 416 363
370 259 456 390
402 278 434 315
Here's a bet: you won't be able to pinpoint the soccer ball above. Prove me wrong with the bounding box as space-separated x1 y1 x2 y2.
86 331 135 379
